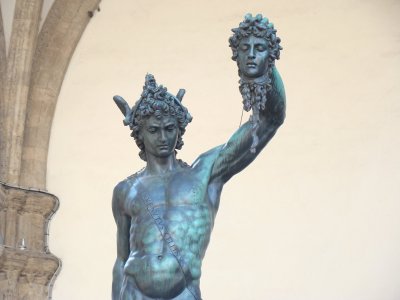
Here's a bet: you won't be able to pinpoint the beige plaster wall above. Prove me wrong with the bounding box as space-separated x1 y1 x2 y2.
46 0 400 299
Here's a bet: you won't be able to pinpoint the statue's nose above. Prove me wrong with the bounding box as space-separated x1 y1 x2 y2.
248 46 255 59
159 130 167 142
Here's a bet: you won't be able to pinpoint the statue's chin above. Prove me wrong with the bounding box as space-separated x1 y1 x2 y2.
239 70 270 84
125 254 187 299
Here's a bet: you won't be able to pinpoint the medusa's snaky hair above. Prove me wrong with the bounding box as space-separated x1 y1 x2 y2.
229 14 282 68
128 74 192 161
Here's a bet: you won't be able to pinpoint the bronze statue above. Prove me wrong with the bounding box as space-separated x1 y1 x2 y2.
112 14 285 300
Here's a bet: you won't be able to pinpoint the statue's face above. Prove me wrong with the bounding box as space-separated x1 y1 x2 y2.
140 114 179 159
237 36 269 79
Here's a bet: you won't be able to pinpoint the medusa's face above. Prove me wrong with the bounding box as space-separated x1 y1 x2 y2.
140 114 179 159
237 36 269 79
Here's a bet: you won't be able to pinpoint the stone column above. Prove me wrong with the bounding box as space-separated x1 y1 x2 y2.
2 0 44 185
0 1 101 298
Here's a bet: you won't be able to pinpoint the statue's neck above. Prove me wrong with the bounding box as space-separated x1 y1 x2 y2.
239 72 270 85
144 153 180 176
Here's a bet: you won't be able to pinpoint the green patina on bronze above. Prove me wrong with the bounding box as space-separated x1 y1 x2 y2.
111 14 286 300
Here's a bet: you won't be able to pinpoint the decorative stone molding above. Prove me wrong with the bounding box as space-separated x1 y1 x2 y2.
0 182 60 299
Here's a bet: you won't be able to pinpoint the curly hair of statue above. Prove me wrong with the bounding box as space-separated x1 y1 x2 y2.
229 13 282 114
113 74 192 161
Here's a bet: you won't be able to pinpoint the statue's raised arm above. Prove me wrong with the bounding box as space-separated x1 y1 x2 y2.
210 14 286 184
111 14 285 300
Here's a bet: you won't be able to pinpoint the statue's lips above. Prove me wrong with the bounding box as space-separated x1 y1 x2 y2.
246 62 257 68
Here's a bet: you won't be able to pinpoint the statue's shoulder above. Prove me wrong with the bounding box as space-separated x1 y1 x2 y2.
113 170 142 200
126 170 142 183
191 145 224 172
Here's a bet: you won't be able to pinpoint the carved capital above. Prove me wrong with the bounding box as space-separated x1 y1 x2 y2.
21 255 60 286
0 246 61 297
4 189 26 212
22 193 57 217
0 182 60 299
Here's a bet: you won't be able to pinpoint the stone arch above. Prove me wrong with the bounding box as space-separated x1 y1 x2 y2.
0 0 101 299
19 0 102 189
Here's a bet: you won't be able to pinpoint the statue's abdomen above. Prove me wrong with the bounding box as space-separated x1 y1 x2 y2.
124 253 186 299
124 203 213 298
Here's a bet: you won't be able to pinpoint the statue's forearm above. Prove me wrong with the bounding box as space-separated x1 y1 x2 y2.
209 66 286 183
112 257 125 300
260 66 286 127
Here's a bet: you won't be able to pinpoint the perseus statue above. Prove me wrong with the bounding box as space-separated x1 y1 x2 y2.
112 14 285 300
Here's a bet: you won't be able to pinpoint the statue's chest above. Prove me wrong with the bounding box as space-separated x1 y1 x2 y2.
131 173 207 215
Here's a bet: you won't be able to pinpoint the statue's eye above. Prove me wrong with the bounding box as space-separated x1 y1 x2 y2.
240 44 249 51
256 45 267 51
166 125 175 131
148 127 157 133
